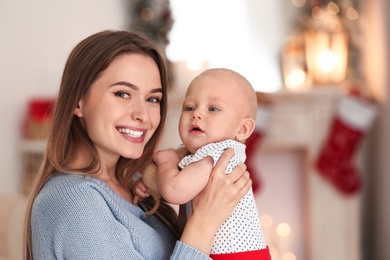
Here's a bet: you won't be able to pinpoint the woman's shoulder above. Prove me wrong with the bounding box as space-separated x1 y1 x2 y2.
32 173 128 218
46 173 106 190
37 173 106 200
33 174 98 211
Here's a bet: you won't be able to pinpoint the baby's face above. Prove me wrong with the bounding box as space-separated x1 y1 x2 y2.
178 73 248 153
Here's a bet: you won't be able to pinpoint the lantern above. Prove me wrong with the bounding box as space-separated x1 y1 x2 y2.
304 28 348 84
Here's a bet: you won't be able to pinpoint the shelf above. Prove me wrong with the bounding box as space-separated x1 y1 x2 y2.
20 139 46 153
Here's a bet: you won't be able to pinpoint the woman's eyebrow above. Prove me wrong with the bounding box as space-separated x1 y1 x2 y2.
110 81 138 90
151 88 163 94
110 81 163 94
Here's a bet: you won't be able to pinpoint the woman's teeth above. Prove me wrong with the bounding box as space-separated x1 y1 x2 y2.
118 128 143 138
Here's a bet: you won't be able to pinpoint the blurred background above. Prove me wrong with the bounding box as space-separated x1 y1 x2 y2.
0 0 388 259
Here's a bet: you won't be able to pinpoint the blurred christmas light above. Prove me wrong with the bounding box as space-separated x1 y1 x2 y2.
281 35 308 90
283 252 297 260
269 246 279 259
277 222 291 238
318 50 336 72
312 6 325 19
292 0 306 8
260 214 273 229
347 7 359 20
304 29 348 84
140 7 154 21
285 69 306 89
327 2 340 14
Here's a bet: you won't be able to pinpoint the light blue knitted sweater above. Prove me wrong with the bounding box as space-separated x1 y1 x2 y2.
31 173 210 259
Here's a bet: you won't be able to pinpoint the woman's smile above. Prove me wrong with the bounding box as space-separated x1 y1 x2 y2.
117 126 147 143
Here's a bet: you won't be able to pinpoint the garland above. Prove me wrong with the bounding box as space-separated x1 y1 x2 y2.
128 0 174 53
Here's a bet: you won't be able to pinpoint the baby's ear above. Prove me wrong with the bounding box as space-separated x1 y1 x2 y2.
236 117 255 142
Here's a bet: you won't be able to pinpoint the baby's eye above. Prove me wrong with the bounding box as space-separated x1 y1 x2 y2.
209 107 220 112
184 106 195 112
147 96 161 103
114 91 130 99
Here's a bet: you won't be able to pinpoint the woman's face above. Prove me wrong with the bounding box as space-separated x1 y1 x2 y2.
74 53 163 162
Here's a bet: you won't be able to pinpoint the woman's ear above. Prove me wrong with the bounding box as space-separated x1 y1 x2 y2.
236 117 255 142
74 101 83 117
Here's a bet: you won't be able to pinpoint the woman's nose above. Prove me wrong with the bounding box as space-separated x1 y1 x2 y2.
132 100 149 122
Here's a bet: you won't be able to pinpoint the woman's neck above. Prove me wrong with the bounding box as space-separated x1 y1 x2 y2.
96 172 133 203
68 145 133 203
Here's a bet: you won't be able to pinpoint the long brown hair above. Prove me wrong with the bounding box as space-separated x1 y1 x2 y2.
24 30 177 259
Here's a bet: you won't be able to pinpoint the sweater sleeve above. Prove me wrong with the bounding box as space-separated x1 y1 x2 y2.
171 241 211 260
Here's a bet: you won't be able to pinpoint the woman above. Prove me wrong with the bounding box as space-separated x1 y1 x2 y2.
24 30 251 259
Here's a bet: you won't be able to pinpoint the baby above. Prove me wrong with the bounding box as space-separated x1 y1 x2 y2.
155 68 270 259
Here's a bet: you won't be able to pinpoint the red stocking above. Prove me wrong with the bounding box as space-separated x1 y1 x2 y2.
246 131 264 193
315 93 377 195
246 105 272 194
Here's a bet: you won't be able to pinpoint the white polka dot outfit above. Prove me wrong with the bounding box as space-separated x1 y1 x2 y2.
179 140 268 256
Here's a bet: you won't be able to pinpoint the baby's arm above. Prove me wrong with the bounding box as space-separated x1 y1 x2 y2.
155 149 213 205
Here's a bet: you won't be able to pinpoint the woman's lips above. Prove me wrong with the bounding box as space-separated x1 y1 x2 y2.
117 126 147 143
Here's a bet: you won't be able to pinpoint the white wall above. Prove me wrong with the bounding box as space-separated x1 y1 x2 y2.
166 0 297 93
0 0 128 194
0 0 293 195
361 0 390 259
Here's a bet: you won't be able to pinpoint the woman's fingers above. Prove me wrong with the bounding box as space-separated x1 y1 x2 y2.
212 149 251 196
191 149 252 227
231 166 252 197
229 163 247 182
212 148 235 175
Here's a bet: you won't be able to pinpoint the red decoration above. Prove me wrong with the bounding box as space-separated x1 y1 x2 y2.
246 131 264 194
23 98 56 139
28 99 55 121
246 105 272 194
315 93 377 195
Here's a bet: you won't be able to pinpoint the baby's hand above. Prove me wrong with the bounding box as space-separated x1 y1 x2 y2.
133 178 150 201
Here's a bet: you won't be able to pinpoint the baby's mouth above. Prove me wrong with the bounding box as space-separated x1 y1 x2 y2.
118 128 144 138
190 125 203 133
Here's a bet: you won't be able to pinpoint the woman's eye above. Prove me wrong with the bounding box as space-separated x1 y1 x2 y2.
147 96 161 103
115 91 130 99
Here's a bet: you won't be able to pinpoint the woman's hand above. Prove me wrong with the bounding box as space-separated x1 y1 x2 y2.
179 148 252 255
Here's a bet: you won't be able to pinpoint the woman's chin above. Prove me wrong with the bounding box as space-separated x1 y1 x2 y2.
122 153 141 160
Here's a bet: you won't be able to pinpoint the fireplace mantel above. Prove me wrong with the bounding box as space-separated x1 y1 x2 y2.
256 87 361 260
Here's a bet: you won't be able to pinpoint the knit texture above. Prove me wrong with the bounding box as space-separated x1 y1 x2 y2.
31 173 211 260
